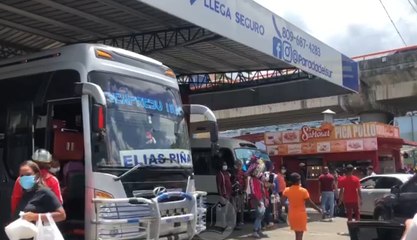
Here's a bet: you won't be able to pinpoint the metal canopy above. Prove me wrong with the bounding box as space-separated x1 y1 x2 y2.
0 0 292 73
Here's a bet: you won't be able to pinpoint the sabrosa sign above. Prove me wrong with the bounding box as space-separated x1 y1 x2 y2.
301 125 331 142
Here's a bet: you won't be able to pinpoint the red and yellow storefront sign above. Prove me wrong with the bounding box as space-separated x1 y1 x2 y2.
265 122 400 156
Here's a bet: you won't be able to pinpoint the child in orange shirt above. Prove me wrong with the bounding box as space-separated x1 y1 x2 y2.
282 173 321 240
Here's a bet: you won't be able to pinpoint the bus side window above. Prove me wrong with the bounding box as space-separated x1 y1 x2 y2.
192 149 211 175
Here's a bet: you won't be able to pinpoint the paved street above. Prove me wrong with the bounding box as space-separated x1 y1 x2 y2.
198 209 351 240
227 217 350 240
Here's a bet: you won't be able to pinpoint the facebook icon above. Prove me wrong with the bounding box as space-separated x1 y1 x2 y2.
273 36 283 59
273 37 293 63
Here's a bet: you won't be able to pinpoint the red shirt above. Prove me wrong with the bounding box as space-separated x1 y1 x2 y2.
249 177 264 201
216 171 232 199
11 169 63 215
338 175 361 203
319 173 335 192
235 169 246 191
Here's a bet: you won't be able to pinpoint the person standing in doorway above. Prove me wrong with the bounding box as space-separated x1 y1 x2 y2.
318 166 336 221
216 161 234 231
338 164 362 221
282 173 322 240
299 163 307 188
367 165 376 176
11 149 63 216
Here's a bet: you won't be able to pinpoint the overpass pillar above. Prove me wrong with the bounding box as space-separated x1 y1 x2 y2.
359 111 394 124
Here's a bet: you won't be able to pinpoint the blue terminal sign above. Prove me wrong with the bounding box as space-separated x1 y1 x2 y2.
140 0 360 93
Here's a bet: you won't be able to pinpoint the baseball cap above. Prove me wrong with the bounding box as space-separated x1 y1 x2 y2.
346 164 354 171
32 149 53 163
290 172 301 183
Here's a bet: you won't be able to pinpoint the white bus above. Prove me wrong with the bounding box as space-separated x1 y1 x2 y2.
0 44 218 240
191 138 270 194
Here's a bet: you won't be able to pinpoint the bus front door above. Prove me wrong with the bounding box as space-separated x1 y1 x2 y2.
0 102 34 238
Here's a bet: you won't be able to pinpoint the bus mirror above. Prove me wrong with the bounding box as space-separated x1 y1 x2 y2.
183 103 218 145
92 104 106 133
209 121 219 144
74 82 107 106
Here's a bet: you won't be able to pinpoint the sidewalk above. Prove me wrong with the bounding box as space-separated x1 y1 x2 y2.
199 209 351 240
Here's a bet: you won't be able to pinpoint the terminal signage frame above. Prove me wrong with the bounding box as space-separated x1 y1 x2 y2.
140 0 360 93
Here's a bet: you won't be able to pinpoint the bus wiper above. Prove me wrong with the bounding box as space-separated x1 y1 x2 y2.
114 162 144 181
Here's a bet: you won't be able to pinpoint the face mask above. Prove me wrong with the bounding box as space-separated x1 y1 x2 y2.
222 165 228 171
50 167 60 174
281 169 286 174
20 175 36 190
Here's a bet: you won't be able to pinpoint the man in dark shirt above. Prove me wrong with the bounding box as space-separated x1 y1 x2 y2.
299 163 307 188
318 166 336 220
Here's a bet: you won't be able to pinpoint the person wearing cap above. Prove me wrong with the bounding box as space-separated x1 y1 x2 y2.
11 149 63 216
367 165 376 176
338 164 362 221
282 173 321 240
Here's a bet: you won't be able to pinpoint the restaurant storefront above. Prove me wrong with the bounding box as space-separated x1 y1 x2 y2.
264 122 405 202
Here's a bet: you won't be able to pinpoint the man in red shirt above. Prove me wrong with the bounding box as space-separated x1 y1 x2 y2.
338 164 362 221
318 166 336 221
11 149 63 216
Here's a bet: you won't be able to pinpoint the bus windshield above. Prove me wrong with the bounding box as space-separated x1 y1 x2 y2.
234 148 271 163
89 71 191 169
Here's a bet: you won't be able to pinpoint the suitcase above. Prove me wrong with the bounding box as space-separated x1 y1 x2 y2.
53 130 84 161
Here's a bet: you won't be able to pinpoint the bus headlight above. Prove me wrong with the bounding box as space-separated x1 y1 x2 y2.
95 189 114 199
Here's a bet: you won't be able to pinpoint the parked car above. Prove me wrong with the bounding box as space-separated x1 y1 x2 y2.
347 221 405 240
360 174 413 216
374 174 417 222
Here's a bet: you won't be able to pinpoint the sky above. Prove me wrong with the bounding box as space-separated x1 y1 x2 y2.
255 0 417 57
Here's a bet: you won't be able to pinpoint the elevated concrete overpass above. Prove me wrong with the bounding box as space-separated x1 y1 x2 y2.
190 46 417 131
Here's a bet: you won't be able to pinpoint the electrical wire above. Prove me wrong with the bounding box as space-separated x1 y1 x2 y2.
378 0 408 46
407 0 417 14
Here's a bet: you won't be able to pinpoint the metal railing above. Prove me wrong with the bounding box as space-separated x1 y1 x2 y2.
92 191 207 240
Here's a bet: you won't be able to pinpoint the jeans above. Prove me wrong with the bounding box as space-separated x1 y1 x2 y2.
263 202 272 225
254 201 265 231
321 191 335 218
